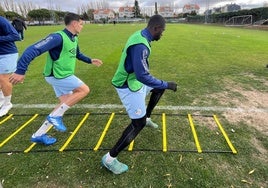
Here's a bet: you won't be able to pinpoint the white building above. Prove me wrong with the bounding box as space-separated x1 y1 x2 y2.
183 4 200 14
158 6 174 18
93 9 115 20
118 6 134 18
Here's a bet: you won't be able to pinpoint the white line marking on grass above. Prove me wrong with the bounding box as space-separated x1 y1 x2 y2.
13 104 268 113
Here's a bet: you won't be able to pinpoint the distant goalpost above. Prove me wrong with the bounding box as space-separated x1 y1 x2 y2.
225 15 252 26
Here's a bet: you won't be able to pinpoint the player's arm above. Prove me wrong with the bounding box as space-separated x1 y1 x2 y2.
76 45 103 67
0 21 20 42
9 34 62 84
15 33 62 75
131 45 177 91
130 45 168 89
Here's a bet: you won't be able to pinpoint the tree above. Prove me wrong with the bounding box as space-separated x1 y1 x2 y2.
87 0 108 10
0 5 5 16
54 11 66 22
81 12 89 21
1 0 38 20
2 0 17 12
133 0 141 18
5 11 21 20
28 9 51 25
77 3 88 16
17 1 35 19
190 11 197 16
87 9 95 21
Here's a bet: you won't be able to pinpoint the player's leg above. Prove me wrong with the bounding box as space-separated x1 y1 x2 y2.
108 117 146 157
102 86 147 174
30 76 89 145
57 83 90 107
102 116 146 174
0 53 18 117
146 88 165 128
0 74 14 117
45 75 89 132
20 30 24 40
30 120 56 145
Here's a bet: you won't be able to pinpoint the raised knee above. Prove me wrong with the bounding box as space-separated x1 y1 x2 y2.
83 85 90 95
132 115 147 128
85 85 90 93
76 85 90 97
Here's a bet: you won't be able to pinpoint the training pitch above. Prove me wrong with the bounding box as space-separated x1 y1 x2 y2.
0 23 267 187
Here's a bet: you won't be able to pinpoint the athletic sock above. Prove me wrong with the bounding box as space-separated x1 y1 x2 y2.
105 152 116 163
50 103 70 117
32 120 51 138
0 91 5 106
0 91 4 99
3 95 12 106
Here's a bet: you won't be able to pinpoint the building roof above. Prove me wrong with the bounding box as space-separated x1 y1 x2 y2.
93 9 114 14
159 6 173 12
118 6 134 12
183 4 200 10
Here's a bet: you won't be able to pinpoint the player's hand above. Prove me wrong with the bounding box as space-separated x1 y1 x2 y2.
9 73 25 85
167 81 177 92
91 59 103 67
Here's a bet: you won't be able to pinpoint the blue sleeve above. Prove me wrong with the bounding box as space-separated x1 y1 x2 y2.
129 44 168 89
0 19 20 42
76 45 92 63
15 33 62 75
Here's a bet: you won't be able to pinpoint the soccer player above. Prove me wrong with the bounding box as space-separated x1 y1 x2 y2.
9 13 103 145
101 15 177 174
0 16 21 117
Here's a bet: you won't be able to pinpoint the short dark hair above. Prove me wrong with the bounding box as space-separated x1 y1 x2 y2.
64 12 83 25
147 14 165 29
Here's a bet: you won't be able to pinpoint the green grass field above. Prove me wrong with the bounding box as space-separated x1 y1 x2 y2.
0 23 267 187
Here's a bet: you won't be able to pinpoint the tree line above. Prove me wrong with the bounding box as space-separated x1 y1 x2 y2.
187 7 268 24
0 0 111 24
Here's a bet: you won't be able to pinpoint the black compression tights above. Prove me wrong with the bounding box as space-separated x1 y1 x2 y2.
109 116 147 157
146 89 165 118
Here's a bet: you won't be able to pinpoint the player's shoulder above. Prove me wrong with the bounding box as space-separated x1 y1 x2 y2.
45 33 63 43
33 33 62 49
0 16 8 25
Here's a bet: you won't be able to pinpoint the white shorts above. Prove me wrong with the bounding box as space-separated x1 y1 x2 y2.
45 75 84 97
0 53 18 74
115 85 153 119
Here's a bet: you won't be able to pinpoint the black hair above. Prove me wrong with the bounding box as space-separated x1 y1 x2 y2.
147 14 166 29
64 12 83 25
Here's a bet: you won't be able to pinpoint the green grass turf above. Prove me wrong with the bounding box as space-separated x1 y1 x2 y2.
0 23 267 187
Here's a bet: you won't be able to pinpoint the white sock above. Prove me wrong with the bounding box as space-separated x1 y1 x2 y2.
32 120 51 137
3 95 12 106
50 103 70 117
0 91 4 99
105 152 116 163
0 91 4 106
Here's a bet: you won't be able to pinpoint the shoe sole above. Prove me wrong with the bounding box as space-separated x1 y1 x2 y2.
101 159 128 175
146 124 158 129
31 138 57 146
31 140 56 146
